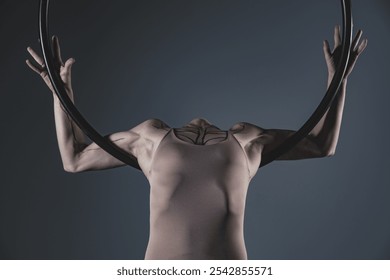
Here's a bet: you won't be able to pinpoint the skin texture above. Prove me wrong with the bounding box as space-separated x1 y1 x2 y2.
26 26 366 259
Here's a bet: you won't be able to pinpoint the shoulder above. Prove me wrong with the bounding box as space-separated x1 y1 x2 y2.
230 122 264 133
128 119 170 158
133 118 171 147
229 122 267 144
229 122 279 153
126 118 170 139
117 119 170 175
109 119 170 148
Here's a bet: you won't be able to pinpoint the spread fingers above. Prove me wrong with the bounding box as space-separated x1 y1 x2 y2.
27 47 45 67
25 59 42 75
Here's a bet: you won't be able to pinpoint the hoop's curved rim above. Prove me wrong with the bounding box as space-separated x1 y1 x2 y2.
38 0 353 170
38 0 141 170
260 0 353 167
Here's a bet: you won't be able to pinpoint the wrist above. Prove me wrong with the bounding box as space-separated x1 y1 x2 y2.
327 73 348 87
52 88 74 101
53 93 60 103
53 94 69 113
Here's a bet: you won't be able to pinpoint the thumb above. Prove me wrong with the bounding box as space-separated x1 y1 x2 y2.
63 58 76 72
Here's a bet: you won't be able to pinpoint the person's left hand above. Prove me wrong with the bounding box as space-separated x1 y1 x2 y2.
323 25 368 79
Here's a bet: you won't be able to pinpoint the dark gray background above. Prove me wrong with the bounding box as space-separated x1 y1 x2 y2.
0 0 389 259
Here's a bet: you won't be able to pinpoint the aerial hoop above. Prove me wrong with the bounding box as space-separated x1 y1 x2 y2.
38 0 353 169
260 0 353 167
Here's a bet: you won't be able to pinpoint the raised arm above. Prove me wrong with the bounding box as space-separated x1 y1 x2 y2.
261 26 367 160
232 26 367 170
26 36 167 173
26 37 134 172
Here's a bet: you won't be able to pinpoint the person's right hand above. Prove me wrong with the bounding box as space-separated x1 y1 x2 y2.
26 36 75 96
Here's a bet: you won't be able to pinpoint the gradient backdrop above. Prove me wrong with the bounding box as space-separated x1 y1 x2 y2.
0 0 389 259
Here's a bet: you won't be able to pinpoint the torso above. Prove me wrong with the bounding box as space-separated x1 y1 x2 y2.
134 119 263 260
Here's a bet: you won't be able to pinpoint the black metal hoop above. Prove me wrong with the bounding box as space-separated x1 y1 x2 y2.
38 0 353 170
260 0 353 167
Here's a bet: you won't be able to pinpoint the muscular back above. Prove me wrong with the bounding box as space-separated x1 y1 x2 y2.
136 119 262 259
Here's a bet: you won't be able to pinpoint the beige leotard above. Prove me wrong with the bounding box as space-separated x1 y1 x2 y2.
144 128 253 259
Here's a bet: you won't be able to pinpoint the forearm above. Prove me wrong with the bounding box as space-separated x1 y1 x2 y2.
52 90 87 170
310 76 347 156
311 25 368 156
